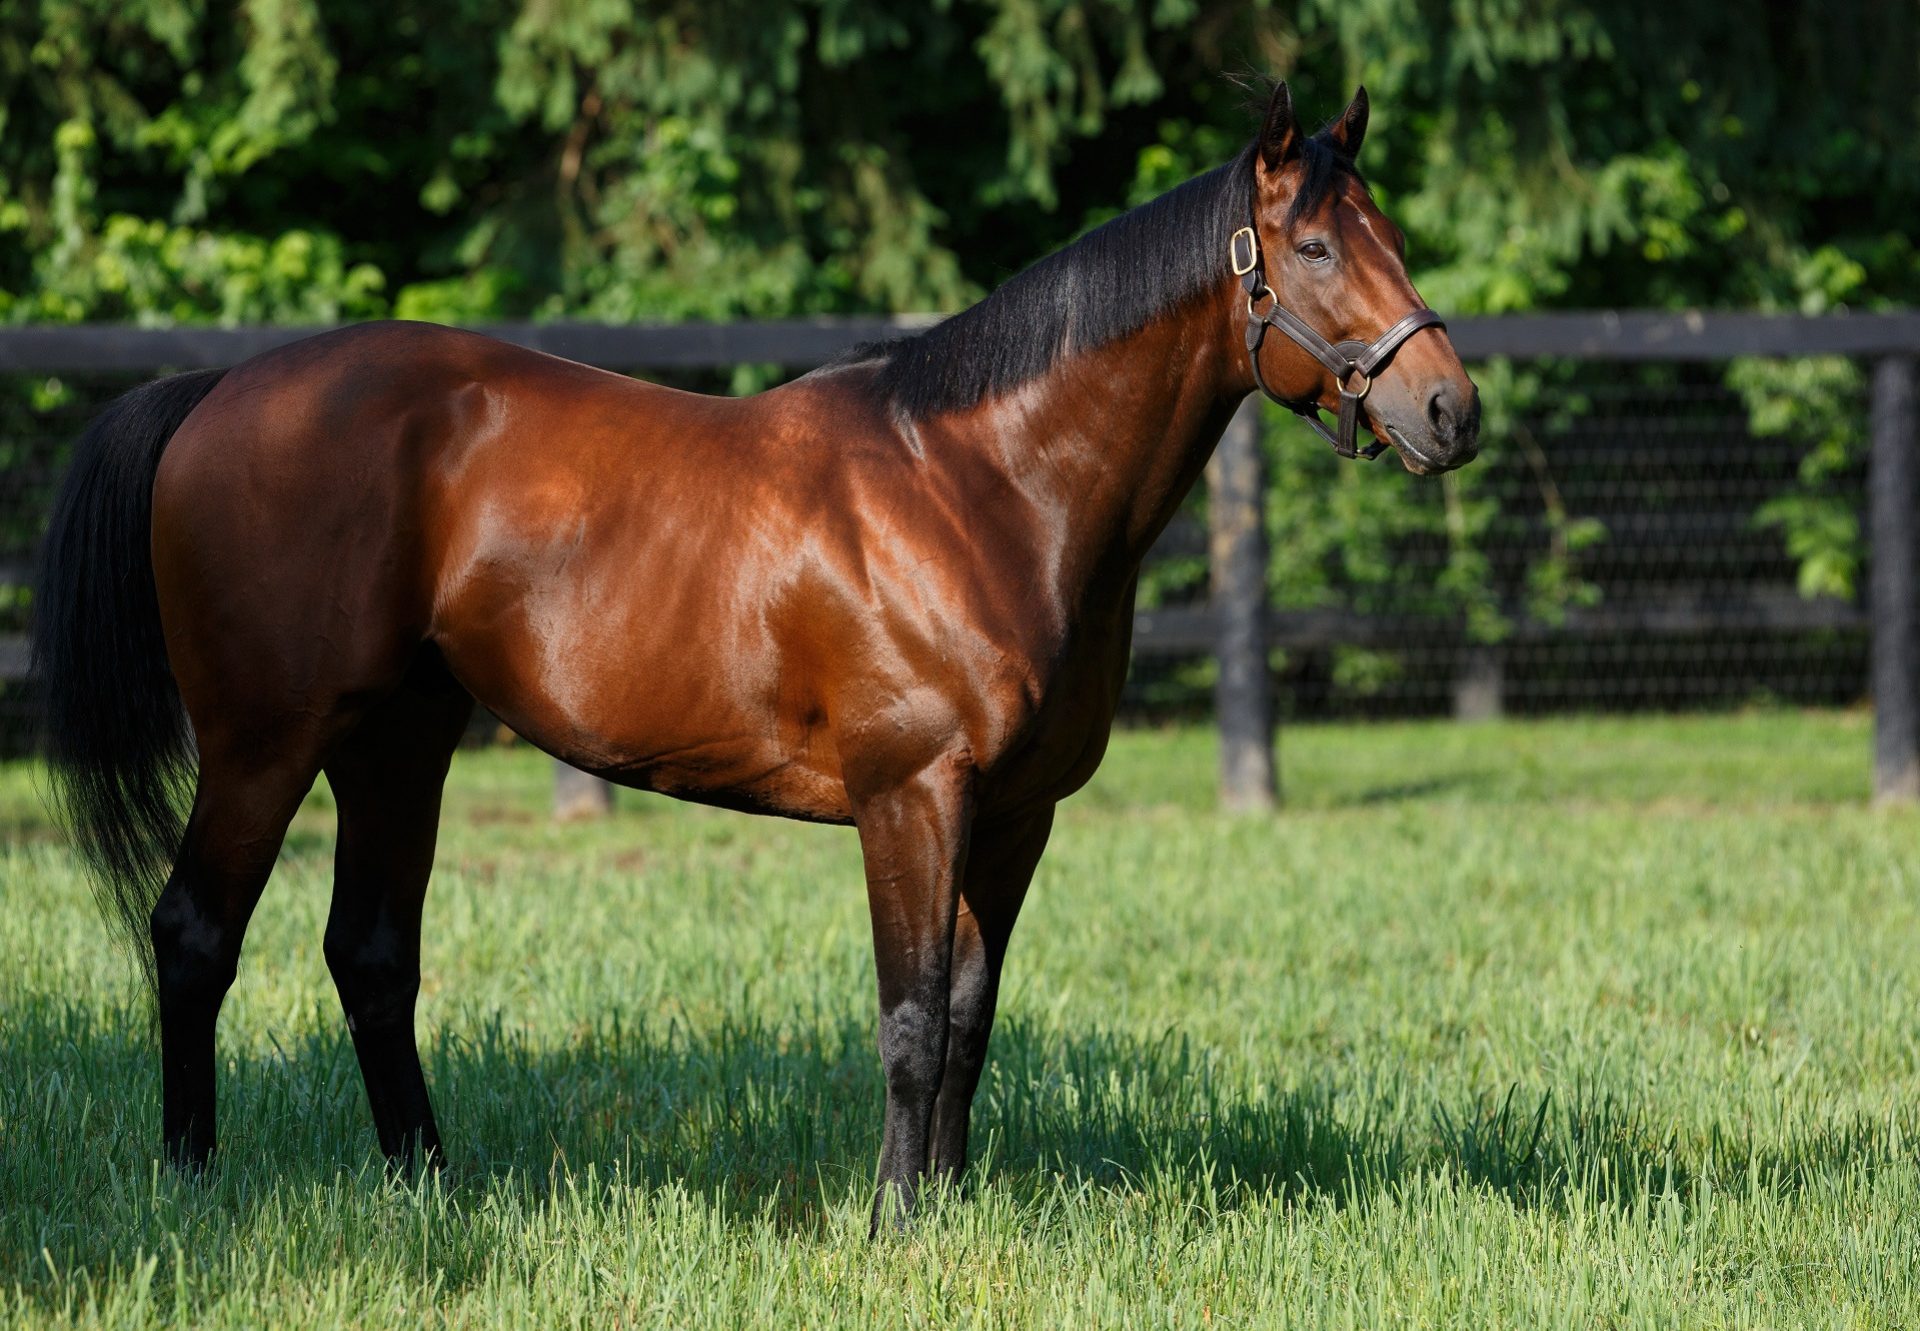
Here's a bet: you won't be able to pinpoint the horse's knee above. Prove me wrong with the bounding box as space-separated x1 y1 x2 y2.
877 996 948 1105
149 885 241 1007
947 934 995 1027
323 917 418 1027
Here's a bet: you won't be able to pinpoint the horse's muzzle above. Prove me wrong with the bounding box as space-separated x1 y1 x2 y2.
1389 383 1480 474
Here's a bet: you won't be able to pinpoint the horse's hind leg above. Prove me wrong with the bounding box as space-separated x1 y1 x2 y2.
321 669 473 1169
153 748 324 1169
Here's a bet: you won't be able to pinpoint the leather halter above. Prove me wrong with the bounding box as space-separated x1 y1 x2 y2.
1230 224 1445 461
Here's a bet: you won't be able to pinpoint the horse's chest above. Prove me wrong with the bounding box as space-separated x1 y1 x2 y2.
975 605 1134 814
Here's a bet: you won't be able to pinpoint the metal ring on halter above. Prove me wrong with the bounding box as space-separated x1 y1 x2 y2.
1229 227 1259 277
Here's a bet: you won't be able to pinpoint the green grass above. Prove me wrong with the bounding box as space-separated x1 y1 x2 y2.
5 709 1920 1327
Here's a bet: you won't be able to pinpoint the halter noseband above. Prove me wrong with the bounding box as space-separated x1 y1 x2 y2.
1230 224 1445 461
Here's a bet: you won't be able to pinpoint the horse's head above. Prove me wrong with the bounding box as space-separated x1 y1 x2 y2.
1238 82 1479 475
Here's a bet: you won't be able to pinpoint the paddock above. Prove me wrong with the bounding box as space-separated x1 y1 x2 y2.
6 713 1918 1326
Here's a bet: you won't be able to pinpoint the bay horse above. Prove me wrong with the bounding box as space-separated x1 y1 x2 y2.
35 82 1478 1227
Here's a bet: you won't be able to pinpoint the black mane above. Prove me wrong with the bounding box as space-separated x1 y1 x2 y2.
849 133 1359 420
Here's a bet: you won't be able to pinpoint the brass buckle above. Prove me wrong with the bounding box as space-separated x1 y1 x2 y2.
1229 226 1258 276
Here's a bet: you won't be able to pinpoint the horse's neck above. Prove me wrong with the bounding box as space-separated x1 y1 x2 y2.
960 292 1245 595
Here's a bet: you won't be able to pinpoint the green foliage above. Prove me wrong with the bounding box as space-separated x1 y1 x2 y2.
0 0 1910 619
8 2 1910 324
1733 356 1867 599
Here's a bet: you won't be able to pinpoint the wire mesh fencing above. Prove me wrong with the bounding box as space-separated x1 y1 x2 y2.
1125 359 1870 721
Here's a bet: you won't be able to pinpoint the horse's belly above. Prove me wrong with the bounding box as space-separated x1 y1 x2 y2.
603 742 855 824
477 680 853 823
435 600 853 823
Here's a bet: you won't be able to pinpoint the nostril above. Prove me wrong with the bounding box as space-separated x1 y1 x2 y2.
1425 384 1481 445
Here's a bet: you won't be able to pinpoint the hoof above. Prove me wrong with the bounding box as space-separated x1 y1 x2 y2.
868 1182 919 1237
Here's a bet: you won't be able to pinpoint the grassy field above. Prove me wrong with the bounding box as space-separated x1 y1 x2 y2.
5 710 1920 1327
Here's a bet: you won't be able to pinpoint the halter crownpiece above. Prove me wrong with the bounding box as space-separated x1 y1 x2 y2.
1230 223 1445 461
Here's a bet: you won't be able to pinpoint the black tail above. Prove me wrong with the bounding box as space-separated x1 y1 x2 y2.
35 369 227 985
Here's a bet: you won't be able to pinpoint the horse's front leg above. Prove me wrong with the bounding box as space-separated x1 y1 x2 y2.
852 751 976 1233
929 804 1054 1182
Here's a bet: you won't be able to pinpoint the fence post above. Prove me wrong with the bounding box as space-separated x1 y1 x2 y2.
1453 645 1505 720
1208 398 1277 811
1872 355 1920 804
554 761 615 819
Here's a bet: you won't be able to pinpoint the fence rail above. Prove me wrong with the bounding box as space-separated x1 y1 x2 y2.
1 313 1915 804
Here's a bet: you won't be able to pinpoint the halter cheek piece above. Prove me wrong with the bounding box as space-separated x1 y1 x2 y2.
1230 224 1445 461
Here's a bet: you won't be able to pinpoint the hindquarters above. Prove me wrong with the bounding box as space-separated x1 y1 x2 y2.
141 325 525 785
128 327 488 1164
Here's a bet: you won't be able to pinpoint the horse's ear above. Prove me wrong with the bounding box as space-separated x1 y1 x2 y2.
1328 86 1369 158
1259 80 1302 171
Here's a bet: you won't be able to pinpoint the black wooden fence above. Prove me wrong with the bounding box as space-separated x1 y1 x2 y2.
2 312 1916 808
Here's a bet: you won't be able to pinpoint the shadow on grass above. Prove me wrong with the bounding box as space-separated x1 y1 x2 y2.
1339 771 1505 806
4 995 1913 1273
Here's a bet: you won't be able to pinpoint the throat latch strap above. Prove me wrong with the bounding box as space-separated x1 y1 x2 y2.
1231 224 1445 461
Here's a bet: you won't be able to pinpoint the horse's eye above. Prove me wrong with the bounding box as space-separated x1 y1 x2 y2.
1297 241 1330 263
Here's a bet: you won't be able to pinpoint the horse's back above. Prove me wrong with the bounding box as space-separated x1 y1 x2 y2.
149 322 882 815
149 325 708 741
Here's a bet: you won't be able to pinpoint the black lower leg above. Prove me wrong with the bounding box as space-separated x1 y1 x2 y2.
872 990 950 1230
928 806 1052 1182
149 766 309 1170
323 677 467 1169
928 929 997 1181
855 755 975 1235
325 911 441 1166
152 887 238 1169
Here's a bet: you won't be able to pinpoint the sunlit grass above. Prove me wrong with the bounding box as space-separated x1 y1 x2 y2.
5 709 1920 1327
